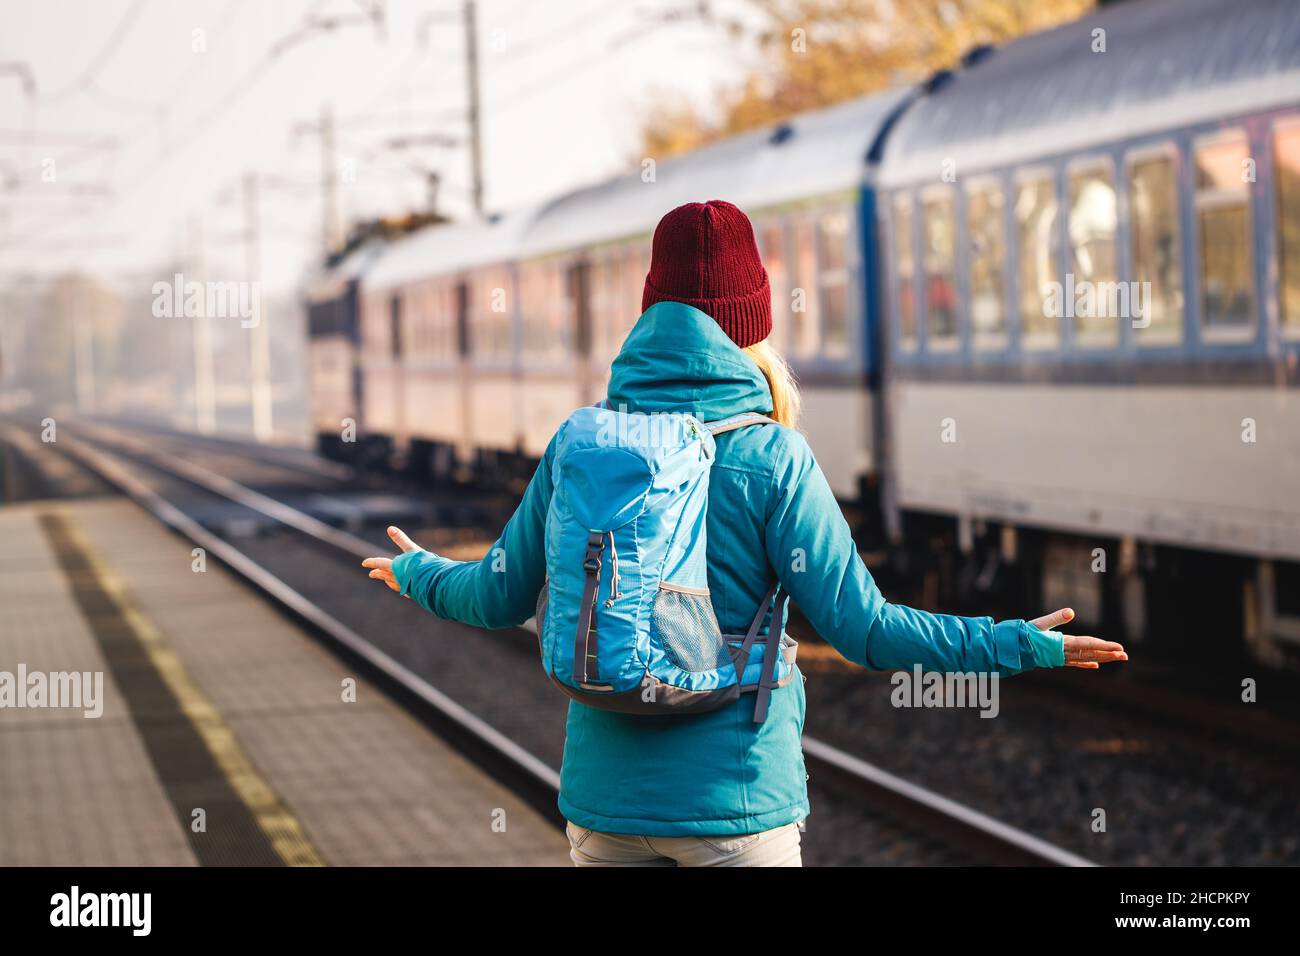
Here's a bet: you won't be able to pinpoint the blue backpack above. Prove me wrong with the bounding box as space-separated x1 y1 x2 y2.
534 404 796 723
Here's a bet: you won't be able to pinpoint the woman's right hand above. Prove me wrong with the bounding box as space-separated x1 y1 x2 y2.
1030 607 1129 669
361 526 422 596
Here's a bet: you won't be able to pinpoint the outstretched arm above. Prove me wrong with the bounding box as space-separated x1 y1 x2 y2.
362 439 556 629
764 432 1125 675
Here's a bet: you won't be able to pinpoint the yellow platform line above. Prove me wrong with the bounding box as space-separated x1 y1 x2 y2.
53 508 327 867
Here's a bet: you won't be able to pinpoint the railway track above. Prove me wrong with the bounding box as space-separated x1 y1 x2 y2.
19 418 1093 866
0 423 114 502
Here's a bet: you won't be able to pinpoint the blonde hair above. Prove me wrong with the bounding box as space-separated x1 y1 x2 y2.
743 338 801 429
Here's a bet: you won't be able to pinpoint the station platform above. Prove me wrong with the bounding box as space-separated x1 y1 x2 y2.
0 498 567 866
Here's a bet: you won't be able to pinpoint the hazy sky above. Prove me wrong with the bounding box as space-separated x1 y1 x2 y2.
0 0 758 291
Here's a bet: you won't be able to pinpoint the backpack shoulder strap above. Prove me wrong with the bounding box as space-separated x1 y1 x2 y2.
703 412 777 436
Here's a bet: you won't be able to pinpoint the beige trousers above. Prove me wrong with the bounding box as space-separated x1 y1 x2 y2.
566 820 802 867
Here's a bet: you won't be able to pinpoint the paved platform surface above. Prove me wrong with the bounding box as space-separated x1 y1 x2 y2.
0 498 567 866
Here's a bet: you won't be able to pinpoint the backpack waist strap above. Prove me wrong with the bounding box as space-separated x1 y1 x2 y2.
731 583 790 723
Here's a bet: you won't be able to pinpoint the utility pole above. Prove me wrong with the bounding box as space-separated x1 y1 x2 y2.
464 0 484 215
244 172 273 442
369 0 387 41
320 104 342 254
191 216 216 434
72 279 96 415
416 3 483 216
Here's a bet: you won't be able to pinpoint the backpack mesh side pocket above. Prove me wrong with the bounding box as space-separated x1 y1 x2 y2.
651 587 730 673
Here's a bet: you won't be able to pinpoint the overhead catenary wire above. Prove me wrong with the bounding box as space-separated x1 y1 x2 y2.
5 0 581 253
38 0 152 104
68 0 248 119
5 0 375 251
490 0 626 61
487 0 711 113
4 0 729 279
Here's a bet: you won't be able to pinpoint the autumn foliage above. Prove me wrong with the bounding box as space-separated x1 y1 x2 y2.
639 0 1095 158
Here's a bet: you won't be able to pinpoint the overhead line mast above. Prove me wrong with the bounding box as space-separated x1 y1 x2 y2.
464 0 484 216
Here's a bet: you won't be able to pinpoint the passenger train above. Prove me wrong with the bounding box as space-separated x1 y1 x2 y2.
306 0 1300 658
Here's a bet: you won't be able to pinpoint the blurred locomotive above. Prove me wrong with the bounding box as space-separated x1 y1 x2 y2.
305 0 1300 658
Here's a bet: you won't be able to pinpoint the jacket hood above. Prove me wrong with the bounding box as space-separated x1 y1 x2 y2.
606 302 773 422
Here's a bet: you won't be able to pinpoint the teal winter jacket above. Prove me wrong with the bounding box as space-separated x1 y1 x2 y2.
393 301 1065 836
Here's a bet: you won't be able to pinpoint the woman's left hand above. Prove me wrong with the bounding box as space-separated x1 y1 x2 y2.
1030 607 1129 669
361 526 422 594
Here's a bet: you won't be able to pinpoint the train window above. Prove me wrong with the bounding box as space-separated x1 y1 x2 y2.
424 286 441 357
408 289 424 356
411 287 426 357
965 181 1007 349
1128 152 1184 343
921 192 958 348
556 262 577 359
520 272 538 357
758 220 792 353
588 254 615 358
558 262 574 359
788 214 820 357
1195 133 1255 337
1275 124 1300 337
589 248 636 359
611 253 629 353
817 208 852 358
609 251 629 354
363 297 386 359
428 280 455 360
519 261 569 362
892 194 917 351
424 288 438 356
401 292 418 357
522 260 574 364
621 244 645 345
620 246 643 348
471 268 512 363
430 284 447 358
1068 163 1119 346
780 212 811 356
1015 173 1061 349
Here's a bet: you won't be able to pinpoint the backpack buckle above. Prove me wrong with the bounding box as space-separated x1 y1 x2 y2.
582 532 605 574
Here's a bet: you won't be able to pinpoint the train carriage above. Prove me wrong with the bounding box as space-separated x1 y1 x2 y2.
360 209 538 478
304 237 389 463
875 0 1300 650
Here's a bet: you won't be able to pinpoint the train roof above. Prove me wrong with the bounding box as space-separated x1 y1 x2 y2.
518 87 912 258
364 206 541 292
303 237 389 303
878 0 1300 188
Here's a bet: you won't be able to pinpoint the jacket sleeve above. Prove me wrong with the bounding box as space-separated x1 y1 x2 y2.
390 437 555 629
763 431 1063 676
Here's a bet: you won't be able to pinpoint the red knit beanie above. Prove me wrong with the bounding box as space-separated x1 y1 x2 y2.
641 200 772 348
